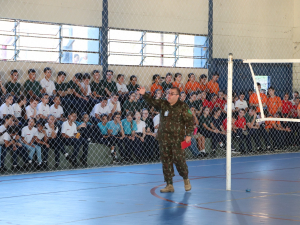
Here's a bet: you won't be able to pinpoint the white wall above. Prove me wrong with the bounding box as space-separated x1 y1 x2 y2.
108 0 208 34
213 0 294 59
0 0 102 26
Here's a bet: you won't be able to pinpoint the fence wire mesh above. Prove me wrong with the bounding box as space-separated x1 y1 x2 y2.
0 0 299 175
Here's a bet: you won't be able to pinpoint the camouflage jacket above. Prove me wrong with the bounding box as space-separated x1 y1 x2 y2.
143 93 194 142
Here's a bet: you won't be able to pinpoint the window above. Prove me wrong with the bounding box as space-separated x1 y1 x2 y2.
0 19 100 64
255 76 270 93
108 28 208 68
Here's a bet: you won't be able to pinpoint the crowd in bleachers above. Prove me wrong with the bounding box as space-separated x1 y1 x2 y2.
0 68 299 172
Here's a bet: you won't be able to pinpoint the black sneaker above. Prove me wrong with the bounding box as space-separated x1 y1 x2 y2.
54 162 59 169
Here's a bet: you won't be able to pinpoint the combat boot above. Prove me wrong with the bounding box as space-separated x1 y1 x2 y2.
160 184 174 193
184 179 191 191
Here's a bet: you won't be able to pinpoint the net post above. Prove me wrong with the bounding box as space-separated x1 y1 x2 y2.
226 53 233 191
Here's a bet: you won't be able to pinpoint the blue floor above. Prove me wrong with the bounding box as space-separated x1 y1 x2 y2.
1 153 300 225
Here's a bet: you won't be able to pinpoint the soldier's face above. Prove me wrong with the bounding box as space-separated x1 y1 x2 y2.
168 90 179 104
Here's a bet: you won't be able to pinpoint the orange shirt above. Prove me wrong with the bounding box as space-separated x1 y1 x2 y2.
265 117 280 129
206 80 219 94
249 93 268 113
267 96 282 115
297 103 300 110
184 81 200 94
198 83 207 92
150 83 163 96
172 81 183 92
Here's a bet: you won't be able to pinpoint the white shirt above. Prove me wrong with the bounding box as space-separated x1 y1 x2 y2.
36 130 45 140
225 103 235 112
45 123 58 137
3 132 12 142
108 99 121 112
49 105 64 118
40 78 55 96
0 125 7 144
116 83 128 93
0 103 14 119
21 126 38 143
37 102 50 117
136 120 146 133
26 105 36 119
61 121 77 137
12 103 22 118
153 114 160 133
235 99 248 110
90 103 111 117
81 82 92 96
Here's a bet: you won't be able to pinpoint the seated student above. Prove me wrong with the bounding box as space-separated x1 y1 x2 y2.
274 112 291 149
21 118 42 169
200 91 209 108
127 75 140 92
90 97 111 123
81 73 99 112
122 92 137 117
235 92 248 111
24 69 43 100
67 73 89 114
282 92 292 118
12 95 27 126
172 73 184 92
40 67 56 97
233 109 251 154
122 111 140 162
189 107 205 158
150 89 162 118
180 91 187 102
207 93 218 112
107 93 122 116
141 108 159 160
245 106 262 151
0 115 14 172
222 111 239 153
34 120 50 169
135 91 148 113
75 112 98 142
4 126 29 171
255 110 272 151
97 114 119 163
134 111 147 161
107 112 125 160
186 92 202 116
150 74 163 96
49 95 67 124
207 72 220 95
37 94 50 121
61 111 89 167
116 74 129 104
185 73 200 94
161 73 173 93
0 94 15 121
210 107 226 148
215 90 227 115
267 86 282 116
45 115 68 168
90 70 106 100
102 70 118 97
55 71 68 98
198 106 220 155
26 96 39 120
290 97 299 145
5 69 21 100
198 74 208 92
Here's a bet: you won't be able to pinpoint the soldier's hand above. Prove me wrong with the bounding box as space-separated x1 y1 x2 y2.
185 136 191 143
137 86 146 95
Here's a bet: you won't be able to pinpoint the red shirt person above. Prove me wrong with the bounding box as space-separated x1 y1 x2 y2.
281 93 292 117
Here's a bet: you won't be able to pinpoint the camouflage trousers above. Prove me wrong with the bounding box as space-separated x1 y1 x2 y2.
159 140 189 184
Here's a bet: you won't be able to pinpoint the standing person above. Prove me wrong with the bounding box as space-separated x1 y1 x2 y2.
24 68 43 100
137 86 194 193
5 69 21 100
267 86 282 116
249 82 268 113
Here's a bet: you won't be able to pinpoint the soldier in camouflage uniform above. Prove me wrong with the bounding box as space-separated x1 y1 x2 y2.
138 86 194 193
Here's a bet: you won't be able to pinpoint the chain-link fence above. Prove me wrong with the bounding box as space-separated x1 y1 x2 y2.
0 0 299 175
